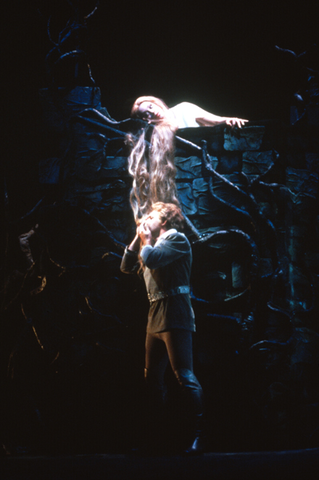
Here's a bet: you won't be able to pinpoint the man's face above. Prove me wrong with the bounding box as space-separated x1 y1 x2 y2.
144 210 164 238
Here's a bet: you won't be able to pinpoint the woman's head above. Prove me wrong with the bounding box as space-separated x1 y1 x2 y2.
131 96 169 123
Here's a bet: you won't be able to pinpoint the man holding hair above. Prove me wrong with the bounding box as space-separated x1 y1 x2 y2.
120 202 204 455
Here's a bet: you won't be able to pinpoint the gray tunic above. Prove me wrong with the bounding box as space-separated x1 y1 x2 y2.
120 229 195 334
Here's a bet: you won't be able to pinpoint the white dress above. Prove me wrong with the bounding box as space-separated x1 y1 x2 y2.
168 102 212 128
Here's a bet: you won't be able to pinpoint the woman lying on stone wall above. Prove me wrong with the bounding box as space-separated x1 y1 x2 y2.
131 95 248 129
127 96 248 220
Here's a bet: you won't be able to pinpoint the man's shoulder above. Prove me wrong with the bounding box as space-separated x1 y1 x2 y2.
162 230 191 248
166 230 187 239
161 229 185 240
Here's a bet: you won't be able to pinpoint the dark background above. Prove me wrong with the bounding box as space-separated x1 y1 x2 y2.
3 0 319 124
1 0 319 457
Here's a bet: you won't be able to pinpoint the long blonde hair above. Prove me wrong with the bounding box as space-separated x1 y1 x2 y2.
127 121 180 220
131 96 169 117
131 95 178 130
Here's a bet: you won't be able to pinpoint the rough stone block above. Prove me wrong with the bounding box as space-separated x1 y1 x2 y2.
219 173 249 191
242 151 273 178
175 156 202 179
39 87 103 129
224 126 265 151
192 178 211 215
73 153 107 181
72 123 105 153
101 156 128 178
175 155 218 179
177 125 224 154
64 180 129 213
218 153 241 174
176 182 197 215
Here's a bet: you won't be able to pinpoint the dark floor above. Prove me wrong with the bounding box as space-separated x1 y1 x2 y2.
1 448 319 480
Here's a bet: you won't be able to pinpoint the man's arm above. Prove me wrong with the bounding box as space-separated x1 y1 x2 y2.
128 233 141 253
140 233 190 270
120 234 140 274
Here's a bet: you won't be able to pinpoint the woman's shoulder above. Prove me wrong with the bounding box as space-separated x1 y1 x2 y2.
170 101 198 111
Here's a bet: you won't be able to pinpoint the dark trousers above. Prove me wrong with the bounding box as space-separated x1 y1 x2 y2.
145 329 194 380
144 329 204 446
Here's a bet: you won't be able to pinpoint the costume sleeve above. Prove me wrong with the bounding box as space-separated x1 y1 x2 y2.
140 233 190 269
120 247 139 274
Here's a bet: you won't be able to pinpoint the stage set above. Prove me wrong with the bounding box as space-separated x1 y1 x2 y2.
1 1 319 478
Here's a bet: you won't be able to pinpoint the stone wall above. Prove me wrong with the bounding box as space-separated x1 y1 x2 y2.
2 86 319 453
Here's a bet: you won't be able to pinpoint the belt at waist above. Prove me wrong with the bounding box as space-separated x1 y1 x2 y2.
147 286 190 304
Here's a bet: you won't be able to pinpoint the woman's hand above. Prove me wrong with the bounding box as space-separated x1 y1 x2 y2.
225 117 248 128
196 114 248 128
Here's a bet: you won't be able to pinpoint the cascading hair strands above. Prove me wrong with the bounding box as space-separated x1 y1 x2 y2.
127 123 180 221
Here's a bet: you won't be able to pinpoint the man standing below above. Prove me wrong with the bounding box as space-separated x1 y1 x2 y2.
120 202 204 455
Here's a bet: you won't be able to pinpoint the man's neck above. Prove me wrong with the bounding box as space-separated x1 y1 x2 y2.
151 226 168 244
159 226 168 238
